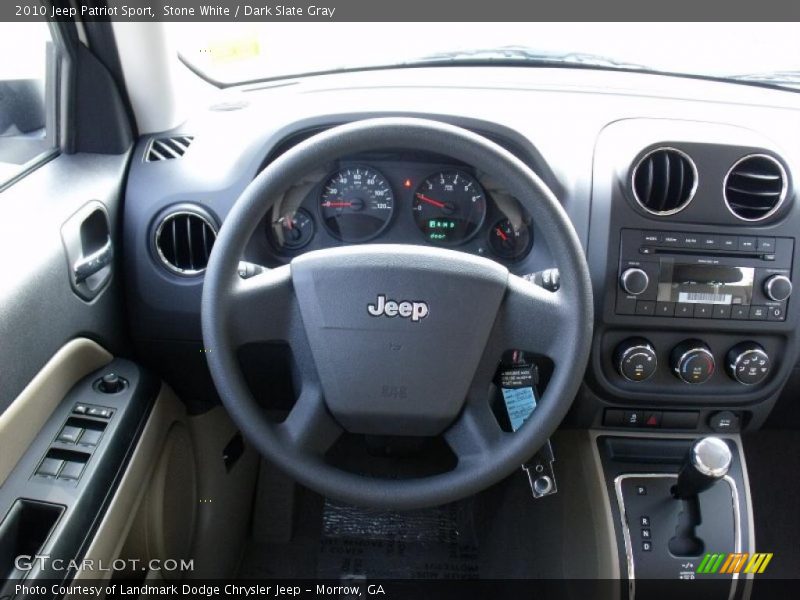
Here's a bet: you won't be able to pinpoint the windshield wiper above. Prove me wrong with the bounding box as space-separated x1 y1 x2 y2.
410 45 648 71
727 70 800 90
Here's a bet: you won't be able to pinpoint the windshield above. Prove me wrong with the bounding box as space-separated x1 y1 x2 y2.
173 22 800 90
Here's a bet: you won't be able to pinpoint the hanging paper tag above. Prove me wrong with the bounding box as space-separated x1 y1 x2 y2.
499 364 538 432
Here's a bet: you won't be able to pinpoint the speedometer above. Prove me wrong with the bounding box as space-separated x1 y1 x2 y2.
412 170 487 245
319 166 395 242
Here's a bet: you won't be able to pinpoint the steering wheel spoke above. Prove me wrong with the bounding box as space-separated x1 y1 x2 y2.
485 275 571 362
275 382 343 455
227 265 298 346
444 379 508 463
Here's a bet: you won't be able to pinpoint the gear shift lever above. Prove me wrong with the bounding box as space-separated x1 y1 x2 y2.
673 437 732 499
669 437 733 556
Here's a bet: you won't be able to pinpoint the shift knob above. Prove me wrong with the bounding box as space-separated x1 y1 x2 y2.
673 437 732 499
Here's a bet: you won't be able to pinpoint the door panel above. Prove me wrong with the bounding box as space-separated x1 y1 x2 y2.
0 338 111 486
0 152 130 413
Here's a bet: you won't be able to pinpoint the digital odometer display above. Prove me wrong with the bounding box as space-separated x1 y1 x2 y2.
319 166 395 242
412 170 487 245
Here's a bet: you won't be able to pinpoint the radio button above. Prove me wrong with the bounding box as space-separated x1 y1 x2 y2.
739 237 757 252
656 301 675 316
635 301 656 315
719 235 738 250
767 306 785 321
642 232 662 244
749 306 768 320
731 305 749 320
700 235 719 249
681 234 700 248
764 274 792 302
757 237 776 252
639 246 655 255
694 304 713 318
675 303 694 317
616 295 638 315
661 232 681 246
712 305 732 319
620 268 650 295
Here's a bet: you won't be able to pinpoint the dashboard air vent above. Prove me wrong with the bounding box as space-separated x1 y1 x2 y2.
146 136 194 162
155 211 217 275
724 154 787 221
631 147 697 215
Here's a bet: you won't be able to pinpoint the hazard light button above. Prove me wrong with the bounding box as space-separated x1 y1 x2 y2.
643 411 662 428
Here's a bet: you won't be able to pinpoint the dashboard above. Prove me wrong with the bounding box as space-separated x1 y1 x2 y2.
122 65 800 433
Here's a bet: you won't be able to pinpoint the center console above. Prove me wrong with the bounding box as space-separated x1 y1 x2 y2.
596 433 753 600
581 118 800 435
583 119 797 596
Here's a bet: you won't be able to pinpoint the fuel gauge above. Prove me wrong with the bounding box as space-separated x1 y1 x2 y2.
488 218 532 261
269 208 315 251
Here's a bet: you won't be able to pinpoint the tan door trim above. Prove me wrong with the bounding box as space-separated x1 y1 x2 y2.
0 338 112 486
73 384 186 583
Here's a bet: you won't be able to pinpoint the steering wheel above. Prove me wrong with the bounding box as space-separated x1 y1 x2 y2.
201 118 592 510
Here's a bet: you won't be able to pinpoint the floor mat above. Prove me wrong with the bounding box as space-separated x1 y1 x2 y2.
316 499 479 579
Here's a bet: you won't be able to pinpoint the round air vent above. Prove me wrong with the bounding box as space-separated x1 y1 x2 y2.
724 154 788 222
631 147 698 216
155 210 217 275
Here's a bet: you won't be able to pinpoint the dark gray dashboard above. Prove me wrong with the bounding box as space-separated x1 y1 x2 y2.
122 65 800 428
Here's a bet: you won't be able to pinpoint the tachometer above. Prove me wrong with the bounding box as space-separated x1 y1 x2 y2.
412 170 487 245
319 166 395 242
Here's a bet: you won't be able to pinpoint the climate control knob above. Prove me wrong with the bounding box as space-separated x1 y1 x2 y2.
615 338 658 382
726 342 771 385
764 275 792 302
620 268 649 296
671 340 715 384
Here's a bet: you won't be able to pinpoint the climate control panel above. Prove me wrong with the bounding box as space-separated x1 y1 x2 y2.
614 338 771 386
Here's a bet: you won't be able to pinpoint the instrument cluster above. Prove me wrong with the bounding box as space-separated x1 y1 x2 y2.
264 156 534 264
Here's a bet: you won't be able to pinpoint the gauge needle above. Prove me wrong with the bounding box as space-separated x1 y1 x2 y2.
416 193 446 209
323 201 352 208
495 228 509 241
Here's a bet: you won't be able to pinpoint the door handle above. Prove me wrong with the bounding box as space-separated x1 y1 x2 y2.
61 202 114 301
73 238 113 283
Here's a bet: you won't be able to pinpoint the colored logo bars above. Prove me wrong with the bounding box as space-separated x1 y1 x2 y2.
696 552 773 574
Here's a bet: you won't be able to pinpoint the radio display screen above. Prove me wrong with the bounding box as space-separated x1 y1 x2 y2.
657 263 755 305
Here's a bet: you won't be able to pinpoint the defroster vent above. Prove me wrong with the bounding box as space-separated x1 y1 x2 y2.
146 136 194 161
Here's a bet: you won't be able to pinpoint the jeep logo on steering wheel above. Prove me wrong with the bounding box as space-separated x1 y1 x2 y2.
367 294 429 322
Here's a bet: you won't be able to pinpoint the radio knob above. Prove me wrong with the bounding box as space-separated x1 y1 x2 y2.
620 268 650 296
726 342 770 385
764 275 792 302
615 338 658 382
671 340 715 384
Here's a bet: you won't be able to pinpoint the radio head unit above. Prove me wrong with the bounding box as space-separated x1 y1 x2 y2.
616 229 793 321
